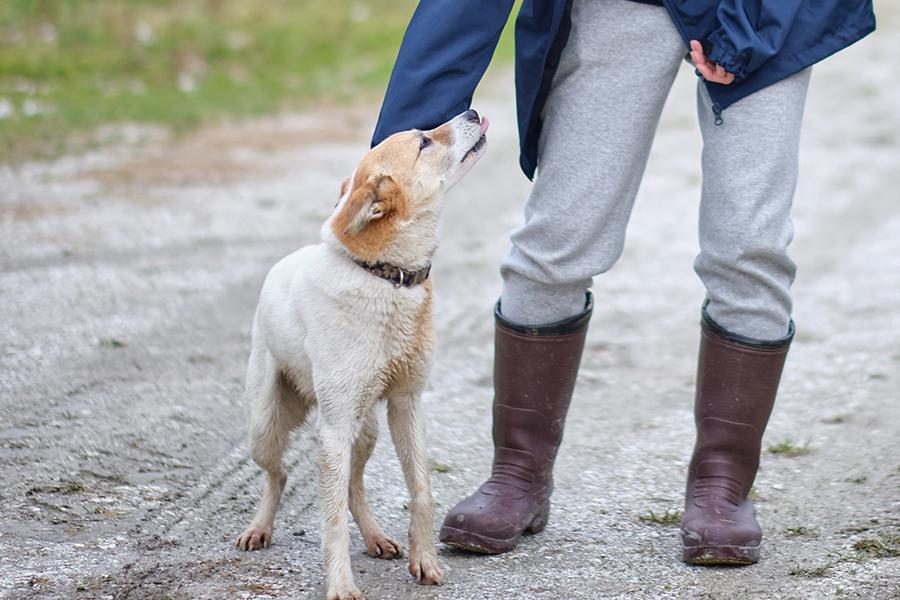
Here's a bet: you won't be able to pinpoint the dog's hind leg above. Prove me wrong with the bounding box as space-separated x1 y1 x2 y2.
236 347 308 551
387 390 444 585
349 408 404 560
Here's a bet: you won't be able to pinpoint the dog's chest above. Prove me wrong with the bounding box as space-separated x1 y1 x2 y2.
373 289 434 386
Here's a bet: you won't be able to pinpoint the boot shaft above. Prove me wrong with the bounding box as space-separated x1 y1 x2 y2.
489 294 592 487
691 308 793 493
681 307 793 564
688 309 794 501
439 294 592 554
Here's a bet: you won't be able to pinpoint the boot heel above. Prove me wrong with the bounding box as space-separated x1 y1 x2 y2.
525 502 551 534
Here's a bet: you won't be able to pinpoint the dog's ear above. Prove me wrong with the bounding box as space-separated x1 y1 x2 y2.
336 177 351 207
342 175 403 235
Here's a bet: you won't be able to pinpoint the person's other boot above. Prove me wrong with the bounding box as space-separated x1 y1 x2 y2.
439 292 592 554
681 305 793 565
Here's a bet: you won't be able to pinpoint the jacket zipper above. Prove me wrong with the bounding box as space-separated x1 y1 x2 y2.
703 80 725 126
712 101 723 126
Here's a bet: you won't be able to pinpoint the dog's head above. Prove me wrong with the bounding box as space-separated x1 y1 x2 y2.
326 110 488 268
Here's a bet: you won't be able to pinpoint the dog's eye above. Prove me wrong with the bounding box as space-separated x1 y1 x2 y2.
419 136 432 150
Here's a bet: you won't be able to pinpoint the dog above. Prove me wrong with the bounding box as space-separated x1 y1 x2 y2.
235 110 489 600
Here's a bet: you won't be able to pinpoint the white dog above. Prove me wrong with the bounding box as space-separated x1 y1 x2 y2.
235 110 489 600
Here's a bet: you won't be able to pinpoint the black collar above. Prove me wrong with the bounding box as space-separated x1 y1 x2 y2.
351 258 431 288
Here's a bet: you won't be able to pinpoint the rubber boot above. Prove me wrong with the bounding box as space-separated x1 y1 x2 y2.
681 305 793 565
439 292 593 554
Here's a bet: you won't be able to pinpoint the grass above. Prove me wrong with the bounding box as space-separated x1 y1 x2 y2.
785 526 816 537
853 534 900 558
428 459 451 474
788 533 900 578
638 509 683 526
0 1 519 161
766 438 813 457
788 564 830 578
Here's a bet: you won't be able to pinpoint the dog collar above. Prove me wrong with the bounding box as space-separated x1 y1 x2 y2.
351 258 431 288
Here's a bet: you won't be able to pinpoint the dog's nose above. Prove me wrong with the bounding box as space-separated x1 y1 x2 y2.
464 109 480 123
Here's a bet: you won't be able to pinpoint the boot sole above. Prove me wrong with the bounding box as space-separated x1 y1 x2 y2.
439 526 519 554
439 503 550 555
682 543 760 565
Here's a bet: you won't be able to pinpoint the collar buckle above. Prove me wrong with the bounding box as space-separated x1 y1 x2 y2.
350 256 431 289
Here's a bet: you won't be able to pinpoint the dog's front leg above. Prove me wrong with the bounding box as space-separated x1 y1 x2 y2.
317 420 363 600
387 391 444 586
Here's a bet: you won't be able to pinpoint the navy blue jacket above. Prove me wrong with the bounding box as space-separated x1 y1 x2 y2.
372 0 875 179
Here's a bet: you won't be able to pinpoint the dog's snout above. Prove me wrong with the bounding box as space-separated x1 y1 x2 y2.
463 109 480 123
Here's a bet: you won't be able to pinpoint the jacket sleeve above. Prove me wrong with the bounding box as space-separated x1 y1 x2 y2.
705 0 803 81
371 0 515 146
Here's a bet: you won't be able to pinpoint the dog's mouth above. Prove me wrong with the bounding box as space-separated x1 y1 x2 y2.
461 134 487 163
460 116 489 163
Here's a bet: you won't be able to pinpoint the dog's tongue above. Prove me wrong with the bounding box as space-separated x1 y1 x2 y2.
480 116 490 134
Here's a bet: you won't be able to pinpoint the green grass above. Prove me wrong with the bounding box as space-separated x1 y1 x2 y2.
853 534 900 558
428 459 451 474
788 533 900 578
0 0 519 161
766 438 813 457
638 509 683 526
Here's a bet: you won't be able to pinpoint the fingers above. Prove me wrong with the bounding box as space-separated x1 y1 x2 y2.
689 39 706 71
689 39 735 85
690 39 704 66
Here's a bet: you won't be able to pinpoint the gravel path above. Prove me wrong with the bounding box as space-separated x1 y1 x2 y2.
2 7 898 599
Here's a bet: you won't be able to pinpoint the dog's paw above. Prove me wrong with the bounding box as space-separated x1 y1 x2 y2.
364 533 404 560
326 584 365 600
408 552 444 586
235 523 272 551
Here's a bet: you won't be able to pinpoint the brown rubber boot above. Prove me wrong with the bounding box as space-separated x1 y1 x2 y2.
681 305 793 565
439 292 592 554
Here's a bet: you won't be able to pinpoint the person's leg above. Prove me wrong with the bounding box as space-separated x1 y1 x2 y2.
694 69 812 340
682 68 812 565
440 0 685 554
499 0 685 326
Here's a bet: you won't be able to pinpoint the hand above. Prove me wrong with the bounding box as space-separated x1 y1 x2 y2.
690 40 735 85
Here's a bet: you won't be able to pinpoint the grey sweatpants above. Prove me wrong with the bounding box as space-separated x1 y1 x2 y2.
500 0 811 340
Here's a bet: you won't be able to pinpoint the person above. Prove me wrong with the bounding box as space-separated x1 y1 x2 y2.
371 0 875 565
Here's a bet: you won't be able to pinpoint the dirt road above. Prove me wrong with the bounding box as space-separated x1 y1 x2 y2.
2 8 898 600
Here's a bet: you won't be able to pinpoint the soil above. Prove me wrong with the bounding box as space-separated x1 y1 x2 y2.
1 8 898 599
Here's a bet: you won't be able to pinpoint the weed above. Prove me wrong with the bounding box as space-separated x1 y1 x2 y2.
789 534 900 579
767 438 813 457
788 564 829 578
853 534 900 558
428 460 451 474
785 526 815 537
639 509 683 526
